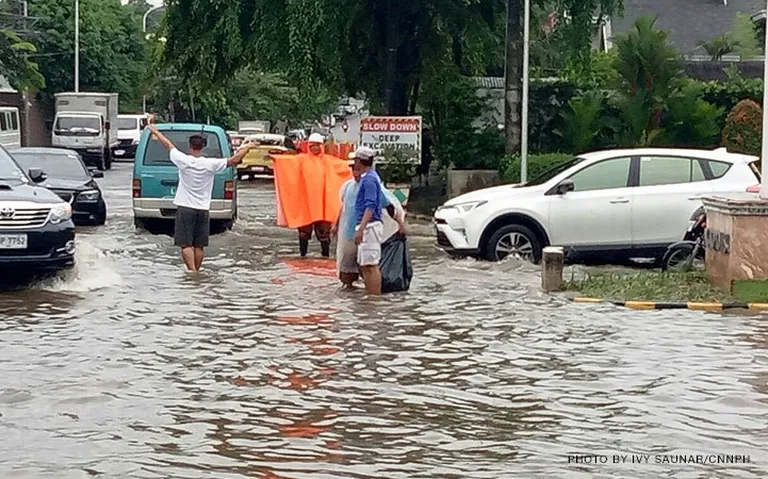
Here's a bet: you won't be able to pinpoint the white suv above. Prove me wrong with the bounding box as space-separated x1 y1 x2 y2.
434 148 760 263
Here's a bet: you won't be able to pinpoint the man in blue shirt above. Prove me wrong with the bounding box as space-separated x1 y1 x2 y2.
353 147 384 295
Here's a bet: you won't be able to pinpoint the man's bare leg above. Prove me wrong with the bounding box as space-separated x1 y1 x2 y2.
181 247 197 272
360 265 382 295
340 272 359 289
194 247 204 270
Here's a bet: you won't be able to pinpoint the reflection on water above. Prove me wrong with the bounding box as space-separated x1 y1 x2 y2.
0 164 767 478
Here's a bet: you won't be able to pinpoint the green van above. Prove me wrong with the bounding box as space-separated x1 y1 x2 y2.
131 123 237 230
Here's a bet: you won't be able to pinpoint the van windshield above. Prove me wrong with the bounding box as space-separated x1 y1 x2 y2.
142 130 224 166
118 118 138 130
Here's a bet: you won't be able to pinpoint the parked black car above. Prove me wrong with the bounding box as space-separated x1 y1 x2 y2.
10 147 107 225
0 145 76 272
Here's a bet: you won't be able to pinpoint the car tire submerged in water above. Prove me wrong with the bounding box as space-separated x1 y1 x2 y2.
94 203 107 226
133 217 146 230
484 224 542 264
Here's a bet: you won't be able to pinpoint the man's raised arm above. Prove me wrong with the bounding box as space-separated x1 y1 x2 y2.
147 124 175 152
227 144 254 167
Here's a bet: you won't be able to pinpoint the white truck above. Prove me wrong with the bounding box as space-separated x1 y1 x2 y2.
51 92 119 170
238 120 270 135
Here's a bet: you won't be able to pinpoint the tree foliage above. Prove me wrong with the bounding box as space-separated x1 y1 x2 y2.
28 0 149 110
0 29 45 90
732 12 760 60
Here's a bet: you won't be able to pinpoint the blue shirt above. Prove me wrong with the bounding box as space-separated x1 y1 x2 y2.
341 178 392 240
355 170 383 225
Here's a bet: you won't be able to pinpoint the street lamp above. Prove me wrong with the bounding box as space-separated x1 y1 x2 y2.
521 0 530 183
142 5 164 113
761 4 768 199
74 0 79 92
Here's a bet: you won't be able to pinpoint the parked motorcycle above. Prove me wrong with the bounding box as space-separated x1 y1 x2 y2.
661 207 706 272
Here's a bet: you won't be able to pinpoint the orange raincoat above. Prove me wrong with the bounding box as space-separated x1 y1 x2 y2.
272 150 352 228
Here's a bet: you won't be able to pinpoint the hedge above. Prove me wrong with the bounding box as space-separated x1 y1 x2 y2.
501 152 575 183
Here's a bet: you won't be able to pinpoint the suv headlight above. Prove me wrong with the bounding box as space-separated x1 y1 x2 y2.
76 189 100 203
49 203 72 224
439 201 488 214
132 139 139 145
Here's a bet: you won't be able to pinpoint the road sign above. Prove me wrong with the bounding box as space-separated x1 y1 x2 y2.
359 116 421 161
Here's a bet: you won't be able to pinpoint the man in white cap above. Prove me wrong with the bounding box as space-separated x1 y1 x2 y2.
297 133 333 257
352 146 385 295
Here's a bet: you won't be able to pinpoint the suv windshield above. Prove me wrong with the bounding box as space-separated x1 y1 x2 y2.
524 157 585 187
0 145 26 182
117 118 138 130
55 116 101 136
142 130 224 166
12 151 89 181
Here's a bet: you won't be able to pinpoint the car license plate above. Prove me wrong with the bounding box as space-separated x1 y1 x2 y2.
250 166 264 172
0 234 27 249
114 149 125 156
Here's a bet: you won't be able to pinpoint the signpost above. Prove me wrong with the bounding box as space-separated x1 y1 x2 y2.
359 116 422 160
359 116 422 207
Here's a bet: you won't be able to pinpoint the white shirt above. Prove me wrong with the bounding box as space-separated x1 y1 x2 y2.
169 148 228 210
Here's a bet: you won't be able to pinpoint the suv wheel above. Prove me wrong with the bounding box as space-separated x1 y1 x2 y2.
484 224 542 263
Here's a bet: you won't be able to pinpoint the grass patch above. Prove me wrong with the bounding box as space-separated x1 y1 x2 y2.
567 271 732 302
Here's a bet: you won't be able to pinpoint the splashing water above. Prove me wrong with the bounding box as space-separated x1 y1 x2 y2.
36 240 122 293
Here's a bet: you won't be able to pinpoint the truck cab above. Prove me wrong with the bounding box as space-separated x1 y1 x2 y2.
51 93 119 171
113 114 149 160
132 123 237 230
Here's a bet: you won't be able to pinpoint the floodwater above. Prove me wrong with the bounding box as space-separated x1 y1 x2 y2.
1 163 767 478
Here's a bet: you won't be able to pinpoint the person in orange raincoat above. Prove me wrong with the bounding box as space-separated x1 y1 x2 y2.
270 133 352 257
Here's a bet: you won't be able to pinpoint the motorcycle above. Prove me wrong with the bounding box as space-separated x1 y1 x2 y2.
661 207 706 272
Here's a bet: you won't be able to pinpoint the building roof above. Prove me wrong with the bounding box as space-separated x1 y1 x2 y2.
612 0 765 54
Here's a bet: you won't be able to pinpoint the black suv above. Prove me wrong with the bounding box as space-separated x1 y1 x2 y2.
10 147 107 225
0 145 76 272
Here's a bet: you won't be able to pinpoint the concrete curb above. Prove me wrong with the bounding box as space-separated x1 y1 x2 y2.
572 297 768 312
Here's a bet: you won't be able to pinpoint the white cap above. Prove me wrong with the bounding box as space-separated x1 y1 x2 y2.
308 133 324 143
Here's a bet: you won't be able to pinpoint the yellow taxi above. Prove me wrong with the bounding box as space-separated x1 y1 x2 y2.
238 133 297 180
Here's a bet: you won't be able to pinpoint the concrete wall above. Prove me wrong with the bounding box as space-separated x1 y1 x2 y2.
447 168 501 199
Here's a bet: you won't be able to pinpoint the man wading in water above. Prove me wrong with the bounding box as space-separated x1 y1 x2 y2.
147 122 253 272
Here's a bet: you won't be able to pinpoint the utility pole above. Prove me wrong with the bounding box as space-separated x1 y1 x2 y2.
504 0 523 161
760 1 768 199
74 0 79 92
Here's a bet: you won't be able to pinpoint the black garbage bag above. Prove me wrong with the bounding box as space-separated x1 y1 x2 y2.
380 233 413 293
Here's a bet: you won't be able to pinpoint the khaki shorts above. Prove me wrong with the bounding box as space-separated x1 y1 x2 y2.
338 239 359 274
356 221 384 267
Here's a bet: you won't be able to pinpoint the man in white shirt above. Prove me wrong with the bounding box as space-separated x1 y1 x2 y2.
147 123 253 272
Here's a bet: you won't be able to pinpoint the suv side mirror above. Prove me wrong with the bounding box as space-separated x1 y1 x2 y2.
555 179 575 195
28 168 47 183
90 168 104 178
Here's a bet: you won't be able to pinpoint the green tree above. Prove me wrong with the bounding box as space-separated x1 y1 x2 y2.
28 0 149 110
698 33 736 61
0 29 45 90
612 15 682 145
732 12 759 60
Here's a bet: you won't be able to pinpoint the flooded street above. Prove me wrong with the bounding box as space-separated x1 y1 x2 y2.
1 163 767 478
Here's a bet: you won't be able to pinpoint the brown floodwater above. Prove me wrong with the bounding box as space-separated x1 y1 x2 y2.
0 163 767 478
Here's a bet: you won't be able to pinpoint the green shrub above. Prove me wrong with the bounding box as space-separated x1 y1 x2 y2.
501 152 574 183
700 67 763 128
559 90 606 154
721 99 762 155
662 81 724 148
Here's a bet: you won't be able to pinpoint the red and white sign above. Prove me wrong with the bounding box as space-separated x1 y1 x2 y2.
360 116 421 161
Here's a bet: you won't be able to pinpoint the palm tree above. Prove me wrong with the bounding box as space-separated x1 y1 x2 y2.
698 33 737 61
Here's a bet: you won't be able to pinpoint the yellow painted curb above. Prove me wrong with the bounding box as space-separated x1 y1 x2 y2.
687 302 724 312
